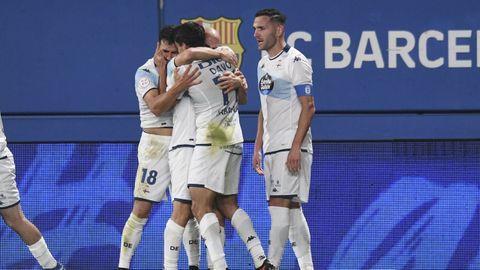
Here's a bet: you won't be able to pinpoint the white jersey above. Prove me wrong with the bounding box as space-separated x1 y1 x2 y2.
169 49 243 146
257 45 313 154
0 114 6 156
135 58 173 128
166 61 196 150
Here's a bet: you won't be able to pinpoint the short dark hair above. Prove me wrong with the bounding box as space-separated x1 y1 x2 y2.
174 22 206 48
255 8 286 25
159 25 175 44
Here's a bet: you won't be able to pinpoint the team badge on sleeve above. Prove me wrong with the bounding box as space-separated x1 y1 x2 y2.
138 77 150 90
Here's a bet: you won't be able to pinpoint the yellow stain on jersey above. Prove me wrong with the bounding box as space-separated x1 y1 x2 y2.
207 123 234 149
181 16 245 68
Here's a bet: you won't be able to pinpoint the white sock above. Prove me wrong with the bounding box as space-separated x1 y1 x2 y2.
28 237 57 269
119 213 148 269
231 208 266 268
268 206 290 268
164 219 185 270
289 208 313 270
200 213 227 269
183 218 200 268
207 225 225 270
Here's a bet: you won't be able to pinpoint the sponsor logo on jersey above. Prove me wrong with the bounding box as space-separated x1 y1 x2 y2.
259 73 274 95
181 16 245 68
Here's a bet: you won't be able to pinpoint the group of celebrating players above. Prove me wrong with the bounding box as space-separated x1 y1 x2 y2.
119 8 316 270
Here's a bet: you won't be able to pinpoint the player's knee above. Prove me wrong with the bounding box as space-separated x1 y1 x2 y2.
191 201 205 220
171 205 192 227
217 203 238 220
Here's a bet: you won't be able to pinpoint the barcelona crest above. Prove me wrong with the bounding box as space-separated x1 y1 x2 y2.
181 16 245 68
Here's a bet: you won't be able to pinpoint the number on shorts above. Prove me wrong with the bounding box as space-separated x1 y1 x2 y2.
141 168 158 185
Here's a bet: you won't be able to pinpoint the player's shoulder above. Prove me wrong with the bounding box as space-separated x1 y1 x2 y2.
136 58 155 77
286 47 308 62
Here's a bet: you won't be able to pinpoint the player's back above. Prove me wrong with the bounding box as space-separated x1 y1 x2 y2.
188 57 243 146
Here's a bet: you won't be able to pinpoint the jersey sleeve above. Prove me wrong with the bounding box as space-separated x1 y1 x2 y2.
290 53 314 97
166 58 187 100
135 68 158 98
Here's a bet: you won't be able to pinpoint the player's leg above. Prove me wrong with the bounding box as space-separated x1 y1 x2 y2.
188 145 228 269
217 194 268 269
119 200 152 269
0 152 63 270
183 217 200 270
1 204 64 269
164 200 194 270
267 197 291 269
288 152 313 270
119 133 171 269
264 151 297 269
219 143 270 269
190 187 226 269
289 203 313 270
167 147 200 269
206 207 225 270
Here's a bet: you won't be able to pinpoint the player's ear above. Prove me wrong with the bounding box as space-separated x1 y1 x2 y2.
275 24 284 38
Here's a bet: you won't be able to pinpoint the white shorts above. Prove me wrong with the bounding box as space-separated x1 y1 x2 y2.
134 132 171 203
264 150 312 203
188 143 242 195
168 145 194 202
0 148 20 209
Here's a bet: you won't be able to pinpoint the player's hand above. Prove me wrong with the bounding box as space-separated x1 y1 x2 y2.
218 47 238 67
173 64 201 91
286 147 301 174
154 44 167 71
234 69 248 89
252 150 264 175
218 71 242 93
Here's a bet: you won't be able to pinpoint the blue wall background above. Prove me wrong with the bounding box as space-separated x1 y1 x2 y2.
1 142 479 269
1 0 480 141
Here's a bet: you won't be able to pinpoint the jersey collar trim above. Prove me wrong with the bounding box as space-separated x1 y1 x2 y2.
269 44 291 61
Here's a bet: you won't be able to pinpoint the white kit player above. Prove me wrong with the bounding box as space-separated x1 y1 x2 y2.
170 22 272 270
0 114 65 270
253 9 316 270
118 25 201 270
160 27 239 270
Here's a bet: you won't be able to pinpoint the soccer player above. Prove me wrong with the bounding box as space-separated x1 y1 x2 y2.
0 114 65 270
169 22 271 270
162 27 238 270
252 9 316 270
118 25 201 270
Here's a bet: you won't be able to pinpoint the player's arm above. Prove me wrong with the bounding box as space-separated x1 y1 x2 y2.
144 65 200 116
287 95 315 173
287 54 315 173
253 110 264 175
174 46 238 67
218 69 248 104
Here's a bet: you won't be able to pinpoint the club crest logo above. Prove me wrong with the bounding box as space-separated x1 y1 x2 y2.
181 16 245 68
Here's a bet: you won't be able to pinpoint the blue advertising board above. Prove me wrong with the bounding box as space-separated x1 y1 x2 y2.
1 142 479 269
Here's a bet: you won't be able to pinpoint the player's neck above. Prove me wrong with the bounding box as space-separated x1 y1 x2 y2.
267 40 287 58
